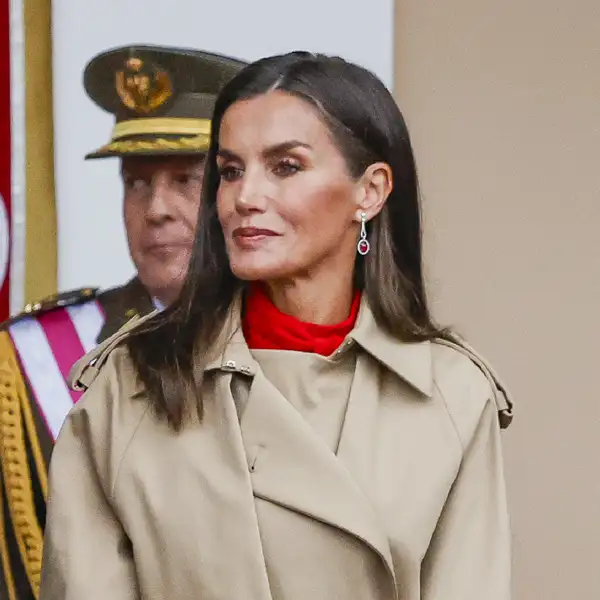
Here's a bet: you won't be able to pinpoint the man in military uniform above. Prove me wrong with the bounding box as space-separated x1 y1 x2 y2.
0 44 245 600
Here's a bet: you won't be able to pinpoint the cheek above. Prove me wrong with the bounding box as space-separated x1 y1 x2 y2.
182 198 201 228
123 193 138 221
216 186 235 228
123 197 143 247
158 188 202 231
186 182 203 209
283 179 354 238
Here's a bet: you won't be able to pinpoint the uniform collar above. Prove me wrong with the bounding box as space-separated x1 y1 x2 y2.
152 297 165 312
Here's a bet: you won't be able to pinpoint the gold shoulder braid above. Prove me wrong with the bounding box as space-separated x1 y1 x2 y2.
0 331 45 599
0 474 18 600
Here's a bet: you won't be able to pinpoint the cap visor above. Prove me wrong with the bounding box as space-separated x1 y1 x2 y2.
84 134 210 160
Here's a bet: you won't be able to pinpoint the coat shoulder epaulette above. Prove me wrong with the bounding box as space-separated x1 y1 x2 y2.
432 333 514 429
2 287 99 327
68 309 159 393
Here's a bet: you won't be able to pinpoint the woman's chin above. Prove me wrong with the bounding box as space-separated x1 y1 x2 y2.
230 260 288 282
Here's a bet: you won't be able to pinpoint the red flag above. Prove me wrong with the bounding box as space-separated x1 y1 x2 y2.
0 0 11 321
0 1 57 321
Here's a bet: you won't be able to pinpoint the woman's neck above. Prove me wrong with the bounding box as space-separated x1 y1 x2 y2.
263 272 355 325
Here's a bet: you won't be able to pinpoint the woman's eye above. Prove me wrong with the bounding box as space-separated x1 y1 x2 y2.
273 161 301 177
218 165 243 182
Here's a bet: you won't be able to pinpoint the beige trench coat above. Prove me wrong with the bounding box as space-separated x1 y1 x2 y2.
39 299 514 600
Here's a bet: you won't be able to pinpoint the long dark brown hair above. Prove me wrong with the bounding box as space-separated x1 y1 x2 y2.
126 51 447 430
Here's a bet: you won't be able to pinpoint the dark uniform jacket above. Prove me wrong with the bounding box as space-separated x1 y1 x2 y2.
0 278 153 600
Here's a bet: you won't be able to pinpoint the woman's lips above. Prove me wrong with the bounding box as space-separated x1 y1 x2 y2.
232 227 279 249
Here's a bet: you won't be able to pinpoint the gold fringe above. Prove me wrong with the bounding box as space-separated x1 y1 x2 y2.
0 332 43 599
15 377 48 502
0 475 18 600
16 369 48 501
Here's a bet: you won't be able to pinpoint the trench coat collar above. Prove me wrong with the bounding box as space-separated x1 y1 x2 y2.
348 296 434 397
204 292 434 397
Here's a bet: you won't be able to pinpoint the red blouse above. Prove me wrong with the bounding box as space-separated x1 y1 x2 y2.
242 284 361 357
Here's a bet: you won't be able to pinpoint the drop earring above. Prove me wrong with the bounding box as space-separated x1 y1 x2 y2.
357 212 370 256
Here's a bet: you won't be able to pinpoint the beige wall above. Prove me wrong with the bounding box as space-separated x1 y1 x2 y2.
394 1 600 598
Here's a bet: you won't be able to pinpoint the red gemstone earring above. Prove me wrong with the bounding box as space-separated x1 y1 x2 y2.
357 212 370 256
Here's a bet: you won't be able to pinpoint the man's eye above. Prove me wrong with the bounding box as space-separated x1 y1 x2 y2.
173 174 191 185
124 178 148 190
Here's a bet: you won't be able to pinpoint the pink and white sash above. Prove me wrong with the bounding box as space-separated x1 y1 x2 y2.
8 300 105 440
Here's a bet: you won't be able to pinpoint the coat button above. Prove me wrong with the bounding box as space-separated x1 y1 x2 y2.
337 339 352 352
331 339 353 360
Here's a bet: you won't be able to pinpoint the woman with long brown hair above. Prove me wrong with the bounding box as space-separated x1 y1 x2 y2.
40 51 514 600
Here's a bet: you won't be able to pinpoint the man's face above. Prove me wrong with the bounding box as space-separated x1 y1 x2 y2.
121 154 205 306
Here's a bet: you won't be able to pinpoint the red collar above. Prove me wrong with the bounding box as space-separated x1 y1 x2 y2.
242 284 361 357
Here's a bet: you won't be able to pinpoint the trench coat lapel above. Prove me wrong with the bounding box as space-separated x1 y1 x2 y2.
335 353 382 494
238 365 397 592
333 298 434 526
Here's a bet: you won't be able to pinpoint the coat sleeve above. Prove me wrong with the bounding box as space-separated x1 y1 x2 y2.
39 387 139 600
421 398 512 600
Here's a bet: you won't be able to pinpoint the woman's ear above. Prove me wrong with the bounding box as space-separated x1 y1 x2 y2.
355 162 393 221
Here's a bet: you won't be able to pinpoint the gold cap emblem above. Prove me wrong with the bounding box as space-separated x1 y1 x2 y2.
115 57 173 114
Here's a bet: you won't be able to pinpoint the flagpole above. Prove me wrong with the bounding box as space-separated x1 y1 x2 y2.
22 0 57 307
